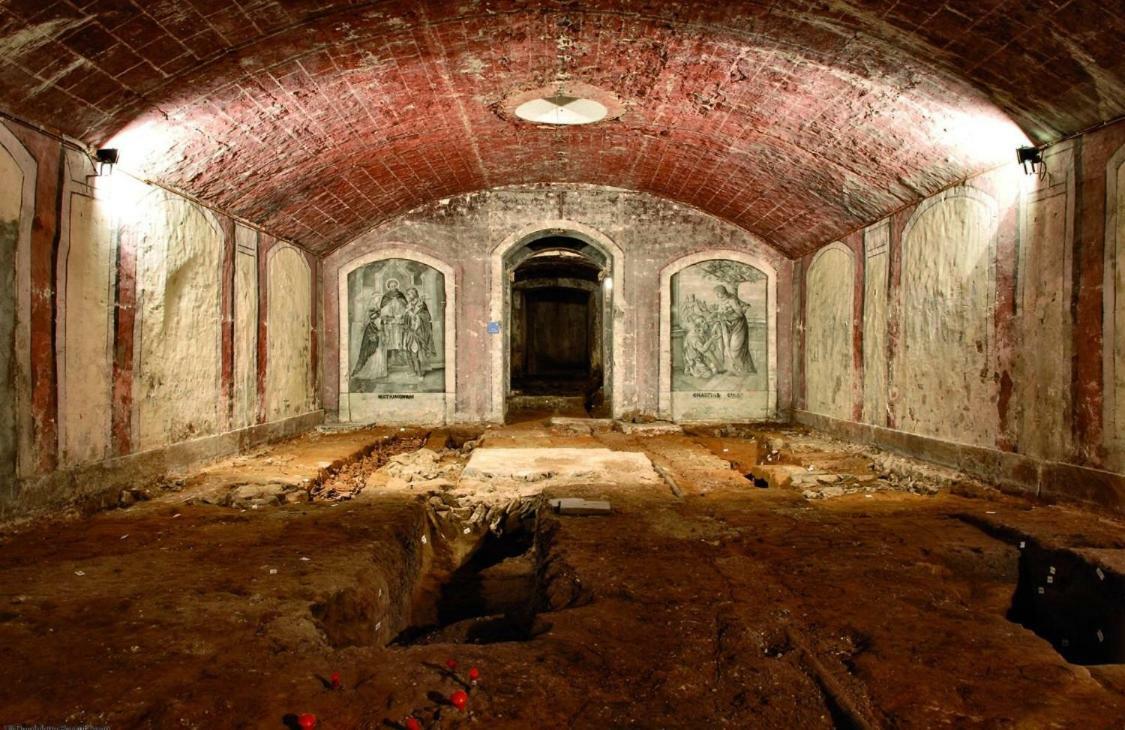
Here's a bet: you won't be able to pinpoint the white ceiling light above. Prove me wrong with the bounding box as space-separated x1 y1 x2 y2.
514 94 608 125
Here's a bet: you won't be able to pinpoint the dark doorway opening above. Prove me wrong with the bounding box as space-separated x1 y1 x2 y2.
509 238 605 415
523 287 591 390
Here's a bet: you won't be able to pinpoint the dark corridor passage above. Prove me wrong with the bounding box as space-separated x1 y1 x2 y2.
509 242 604 406
524 287 591 386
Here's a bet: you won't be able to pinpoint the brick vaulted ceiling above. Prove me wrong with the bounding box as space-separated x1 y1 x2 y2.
0 1 1122 256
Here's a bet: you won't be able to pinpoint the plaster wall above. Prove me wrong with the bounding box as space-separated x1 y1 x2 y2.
1016 142 1075 461
862 222 890 426
58 150 115 467
323 185 794 423
134 195 224 452
805 243 855 420
796 118 1125 512
896 188 998 447
0 132 21 487
266 245 313 422
233 225 259 430
1105 141 1125 472
0 120 321 521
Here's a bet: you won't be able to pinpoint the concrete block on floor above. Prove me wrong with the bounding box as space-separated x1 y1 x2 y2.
747 464 810 489
462 448 661 485
550 497 613 515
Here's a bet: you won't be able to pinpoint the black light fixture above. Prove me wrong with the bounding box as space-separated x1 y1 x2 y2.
1016 146 1043 176
94 147 119 176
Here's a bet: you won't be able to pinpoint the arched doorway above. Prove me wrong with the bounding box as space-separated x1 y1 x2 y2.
509 237 606 416
490 222 622 422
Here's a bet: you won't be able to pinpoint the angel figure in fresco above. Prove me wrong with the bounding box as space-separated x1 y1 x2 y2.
713 285 756 375
402 286 437 378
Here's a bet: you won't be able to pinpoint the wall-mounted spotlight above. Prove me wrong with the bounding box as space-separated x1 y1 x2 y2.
1016 146 1043 176
94 148 119 176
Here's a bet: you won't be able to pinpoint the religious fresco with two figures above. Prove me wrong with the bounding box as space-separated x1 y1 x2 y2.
347 258 445 394
671 259 768 394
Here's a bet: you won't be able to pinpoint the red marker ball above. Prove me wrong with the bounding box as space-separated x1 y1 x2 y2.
450 690 469 711
404 717 422 730
297 713 317 729
445 658 458 670
468 667 480 681
330 671 341 689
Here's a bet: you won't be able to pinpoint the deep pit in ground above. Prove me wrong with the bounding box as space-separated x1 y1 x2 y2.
1007 542 1124 665
393 501 592 647
955 513 1125 666
393 523 540 646
308 484 591 652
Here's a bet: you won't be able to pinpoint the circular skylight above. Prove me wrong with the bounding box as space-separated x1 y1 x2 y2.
514 94 608 125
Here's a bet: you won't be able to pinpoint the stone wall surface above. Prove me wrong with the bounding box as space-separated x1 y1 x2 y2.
796 118 1125 512
0 121 320 521
805 243 855 420
322 185 795 423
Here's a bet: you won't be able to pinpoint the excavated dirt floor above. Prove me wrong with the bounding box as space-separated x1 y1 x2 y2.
2 416 1125 728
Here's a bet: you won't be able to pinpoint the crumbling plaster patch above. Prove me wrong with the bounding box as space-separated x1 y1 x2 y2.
266 244 313 422
805 242 855 420
894 186 998 448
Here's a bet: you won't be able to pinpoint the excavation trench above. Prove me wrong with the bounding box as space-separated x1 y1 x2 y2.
956 514 1125 665
1007 541 1124 665
311 494 591 650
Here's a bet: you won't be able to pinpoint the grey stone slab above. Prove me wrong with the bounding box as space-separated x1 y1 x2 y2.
549 497 612 515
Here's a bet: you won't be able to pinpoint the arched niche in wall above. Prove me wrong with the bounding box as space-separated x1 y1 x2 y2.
490 221 624 422
894 185 998 447
337 247 455 425
658 250 778 422
56 149 116 467
805 242 856 420
0 122 36 484
1103 143 1125 470
131 191 225 453
265 244 314 423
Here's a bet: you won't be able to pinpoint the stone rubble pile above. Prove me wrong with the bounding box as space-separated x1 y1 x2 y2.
425 490 541 535
374 448 466 493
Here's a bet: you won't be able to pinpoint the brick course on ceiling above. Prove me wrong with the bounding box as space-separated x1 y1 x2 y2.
0 0 1121 256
